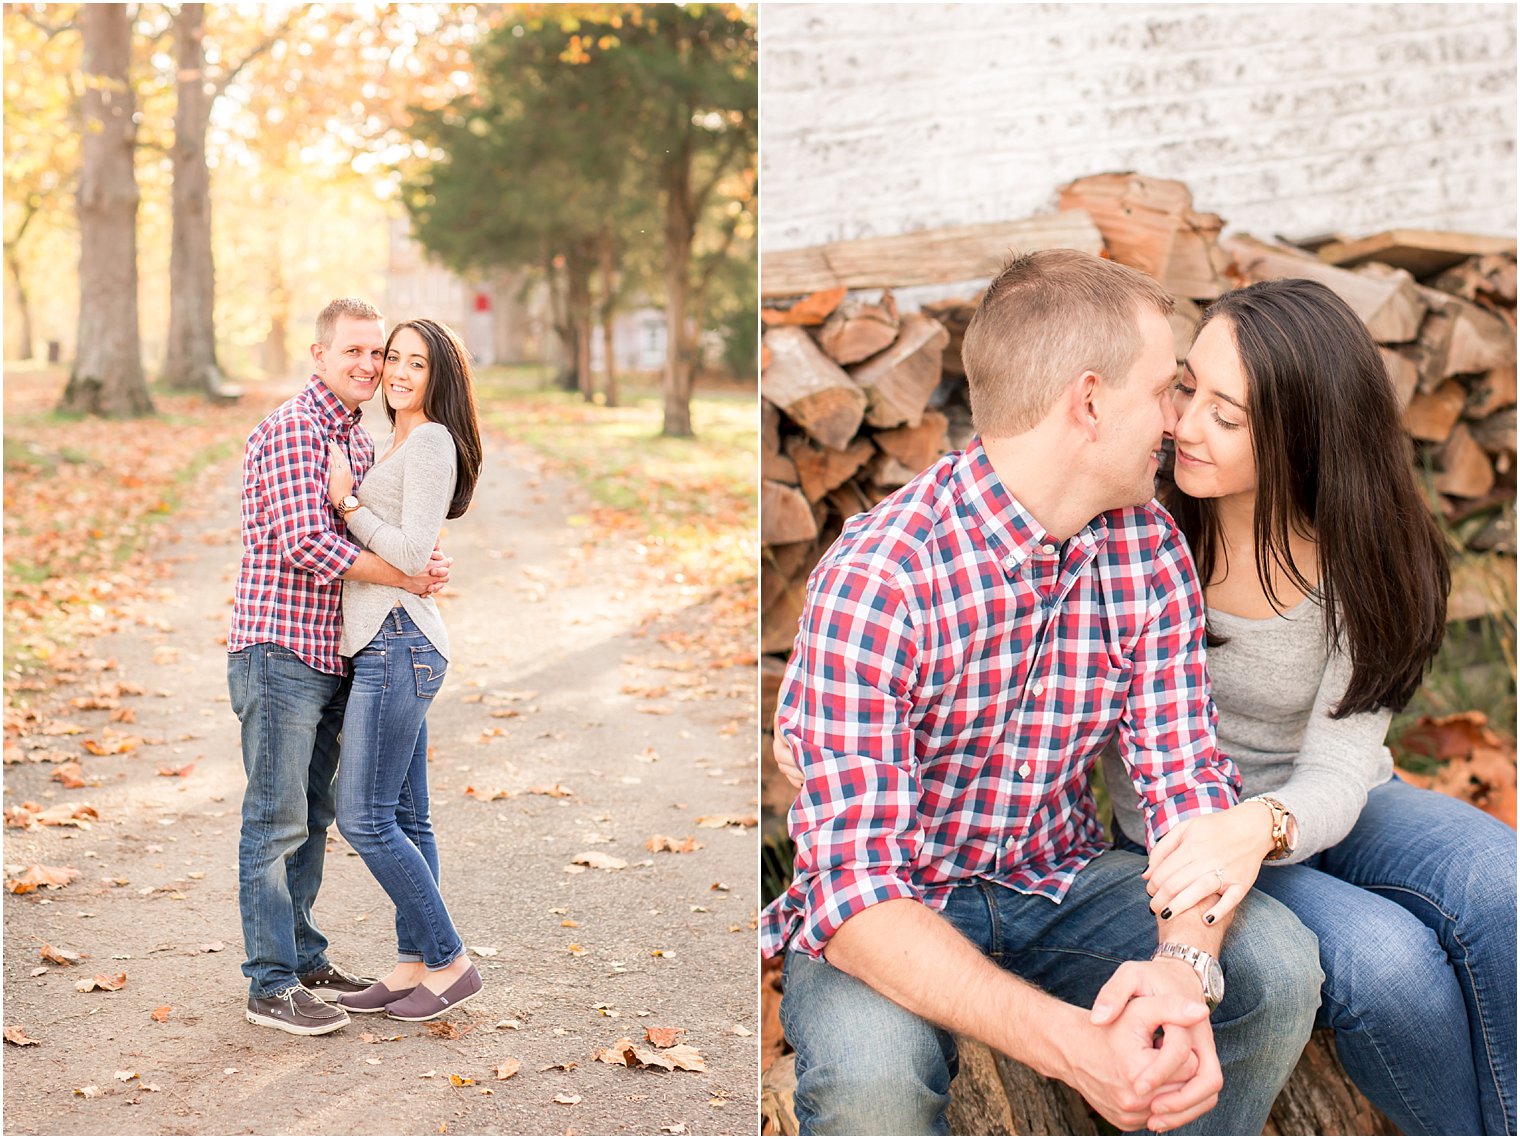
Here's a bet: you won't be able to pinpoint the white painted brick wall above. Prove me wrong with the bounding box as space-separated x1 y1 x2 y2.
761 3 1517 252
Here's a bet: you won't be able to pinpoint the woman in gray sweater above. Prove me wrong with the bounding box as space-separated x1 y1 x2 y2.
325 317 484 1022
1117 279 1514 1134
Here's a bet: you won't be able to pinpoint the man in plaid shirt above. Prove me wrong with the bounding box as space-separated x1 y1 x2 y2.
767 252 1320 1134
228 298 449 1036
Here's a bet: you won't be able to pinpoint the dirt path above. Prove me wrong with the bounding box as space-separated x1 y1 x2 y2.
2 412 760 1135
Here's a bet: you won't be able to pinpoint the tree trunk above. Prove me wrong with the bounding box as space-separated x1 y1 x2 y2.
567 244 595 403
59 3 153 418
261 251 291 377
162 3 222 395
5 194 40 360
660 119 696 438
598 231 618 408
544 253 578 392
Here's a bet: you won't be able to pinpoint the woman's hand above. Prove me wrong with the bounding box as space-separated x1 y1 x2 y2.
772 711 804 789
1143 801 1276 926
328 442 355 507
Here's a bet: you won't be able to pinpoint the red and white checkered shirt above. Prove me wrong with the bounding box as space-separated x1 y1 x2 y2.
227 377 375 676
761 439 1240 959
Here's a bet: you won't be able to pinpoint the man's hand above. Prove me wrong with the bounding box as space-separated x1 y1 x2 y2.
1089 959 1223 1131
1062 990 1212 1132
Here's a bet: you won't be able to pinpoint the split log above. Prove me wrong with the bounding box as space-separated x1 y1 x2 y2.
1315 229 1516 279
1470 408 1517 458
1448 552 1518 622
1059 172 1232 299
1224 234 1427 344
1434 423 1497 499
769 538 820 586
785 435 876 503
762 577 809 656
825 480 877 524
1403 380 1466 442
760 655 787 732
763 479 820 546
1465 364 1517 420
764 448 800 486
1378 346 1419 412
1265 1031 1399 1135
1441 297 1515 379
760 286 848 327
921 297 980 379
762 325 868 450
851 312 950 429
874 411 951 475
761 211 1104 298
1429 253 1519 306
1170 296 1203 359
817 291 901 365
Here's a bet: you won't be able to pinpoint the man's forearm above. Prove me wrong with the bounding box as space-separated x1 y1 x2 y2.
823 898 1088 1083
342 550 409 588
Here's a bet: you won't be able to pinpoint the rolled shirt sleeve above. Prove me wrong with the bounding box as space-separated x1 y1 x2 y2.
778 560 926 959
261 415 362 585
1119 530 1241 845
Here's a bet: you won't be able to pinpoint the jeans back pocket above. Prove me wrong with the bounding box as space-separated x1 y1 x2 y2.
411 645 448 699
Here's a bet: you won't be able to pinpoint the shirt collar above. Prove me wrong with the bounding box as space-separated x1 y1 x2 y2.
303 375 364 438
952 437 1108 579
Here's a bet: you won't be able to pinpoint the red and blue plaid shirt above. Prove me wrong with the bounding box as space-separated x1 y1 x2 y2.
761 439 1240 959
227 377 375 676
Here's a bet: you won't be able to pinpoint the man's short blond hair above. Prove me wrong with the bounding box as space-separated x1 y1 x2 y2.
315 298 383 347
961 250 1174 437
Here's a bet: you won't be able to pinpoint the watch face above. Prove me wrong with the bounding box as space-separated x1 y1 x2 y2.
1205 958 1225 1005
1284 813 1299 851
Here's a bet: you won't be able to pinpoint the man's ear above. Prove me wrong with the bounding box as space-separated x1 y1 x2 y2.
310 341 325 376
1066 370 1102 443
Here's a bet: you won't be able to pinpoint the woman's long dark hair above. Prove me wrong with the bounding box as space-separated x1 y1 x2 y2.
383 318 483 519
1162 278 1449 717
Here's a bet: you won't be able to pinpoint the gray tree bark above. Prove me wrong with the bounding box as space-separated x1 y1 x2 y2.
59 3 153 417
161 3 224 395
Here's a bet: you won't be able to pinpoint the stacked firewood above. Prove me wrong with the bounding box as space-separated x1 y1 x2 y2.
761 172 1518 673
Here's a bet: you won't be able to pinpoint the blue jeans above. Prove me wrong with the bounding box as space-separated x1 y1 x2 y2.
335 608 463 970
780 849 1321 1135
230 644 347 997
1117 777 1517 1135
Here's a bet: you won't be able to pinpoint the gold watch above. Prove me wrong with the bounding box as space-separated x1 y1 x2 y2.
336 494 361 517
1250 794 1298 861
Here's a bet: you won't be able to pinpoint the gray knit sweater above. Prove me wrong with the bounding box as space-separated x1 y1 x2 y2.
1103 594 1393 865
338 422 457 660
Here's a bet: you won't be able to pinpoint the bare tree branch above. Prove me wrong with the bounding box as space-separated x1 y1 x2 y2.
17 6 75 37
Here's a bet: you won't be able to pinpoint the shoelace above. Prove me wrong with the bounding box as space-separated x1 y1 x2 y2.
273 984 312 1002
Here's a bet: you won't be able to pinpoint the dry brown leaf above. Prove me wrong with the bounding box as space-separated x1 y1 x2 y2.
74 1085 105 1099
465 786 512 801
150 1005 171 1022
5 864 80 894
3 806 35 829
695 814 757 829
75 971 126 993
645 1026 686 1048
3 1026 40 1046
540 1060 578 1072
527 783 575 798
40 943 84 966
1432 746 1518 826
659 1044 707 1072
566 943 588 956
33 803 98 828
553 1093 582 1105
426 1020 469 1039
198 941 224 953
155 763 196 779
646 835 703 854
50 762 87 789
82 735 144 756
448 1073 475 1087
1399 711 1504 762
494 1058 520 1080
570 852 627 871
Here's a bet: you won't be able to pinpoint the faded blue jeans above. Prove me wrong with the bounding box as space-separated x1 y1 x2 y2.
230 643 347 997
780 849 1322 1135
1118 776 1517 1135
336 608 463 970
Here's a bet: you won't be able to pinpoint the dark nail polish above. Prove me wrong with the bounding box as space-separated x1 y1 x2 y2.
1160 907 1172 920
1204 914 1216 925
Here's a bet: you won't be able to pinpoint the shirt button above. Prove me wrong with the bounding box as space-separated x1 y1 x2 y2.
1019 763 1032 778
1041 543 1056 555
1031 681 1044 696
1004 835 1017 851
1003 556 1017 571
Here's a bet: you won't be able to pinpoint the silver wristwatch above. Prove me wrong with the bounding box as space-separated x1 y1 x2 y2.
1152 941 1224 1012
